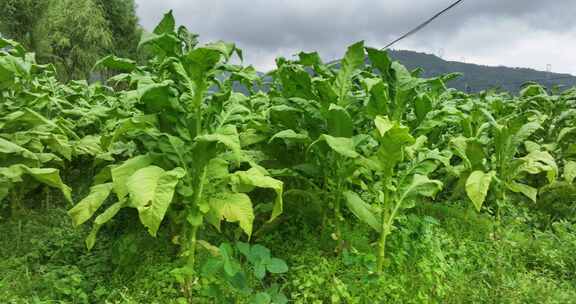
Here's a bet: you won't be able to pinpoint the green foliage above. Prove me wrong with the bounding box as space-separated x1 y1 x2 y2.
1 10 576 303
38 0 113 80
189 242 288 303
0 0 47 50
94 0 141 59
0 0 140 80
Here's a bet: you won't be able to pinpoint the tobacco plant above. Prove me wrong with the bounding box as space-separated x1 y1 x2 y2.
67 12 284 295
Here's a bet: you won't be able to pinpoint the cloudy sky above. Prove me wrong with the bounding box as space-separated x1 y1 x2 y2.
134 0 576 75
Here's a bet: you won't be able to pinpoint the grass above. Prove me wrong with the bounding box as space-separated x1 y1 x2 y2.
1 197 575 303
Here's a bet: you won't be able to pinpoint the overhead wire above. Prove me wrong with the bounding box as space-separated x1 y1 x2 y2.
376 0 574 90
381 0 465 50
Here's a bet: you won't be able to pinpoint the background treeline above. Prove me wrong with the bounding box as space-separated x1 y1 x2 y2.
0 0 141 80
388 50 576 93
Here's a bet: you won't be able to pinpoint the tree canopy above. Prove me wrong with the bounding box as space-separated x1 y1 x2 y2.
0 0 141 80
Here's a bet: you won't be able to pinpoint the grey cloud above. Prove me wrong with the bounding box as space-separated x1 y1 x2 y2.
134 0 576 73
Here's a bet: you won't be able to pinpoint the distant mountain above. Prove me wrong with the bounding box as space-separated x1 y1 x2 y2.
388 50 576 93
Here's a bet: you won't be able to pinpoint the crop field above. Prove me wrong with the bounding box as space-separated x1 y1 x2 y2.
1 11 576 304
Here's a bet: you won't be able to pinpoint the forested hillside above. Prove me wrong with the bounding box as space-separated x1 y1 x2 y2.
389 50 576 92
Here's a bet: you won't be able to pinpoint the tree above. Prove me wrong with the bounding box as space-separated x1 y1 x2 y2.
0 0 47 50
1 0 141 80
38 0 112 80
95 0 141 59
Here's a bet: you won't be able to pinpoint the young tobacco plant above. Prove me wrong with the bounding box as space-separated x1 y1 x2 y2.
197 241 288 303
344 116 448 274
263 41 367 245
458 109 558 217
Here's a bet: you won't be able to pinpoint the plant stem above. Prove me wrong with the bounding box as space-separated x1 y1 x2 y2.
10 189 22 218
377 186 390 274
186 166 207 270
187 225 199 269
334 178 344 247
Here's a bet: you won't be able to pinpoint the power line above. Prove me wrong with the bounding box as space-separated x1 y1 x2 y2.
381 0 465 50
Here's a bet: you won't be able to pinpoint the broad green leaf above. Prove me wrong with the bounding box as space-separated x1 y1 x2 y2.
68 183 113 226
298 51 323 66
2 108 69 136
126 166 185 236
93 55 136 72
0 165 72 204
465 171 495 212
558 127 576 142
153 10 176 34
565 161 576 183
104 115 157 149
512 122 541 146
314 79 338 109
254 292 272 304
524 141 541 153
518 151 558 183
309 135 359 158
111 155 153 199
374 116 394 137
183 47 223 88
207 192 254 237
249 244 271 262
0 137 39 162
373 116 415 175
449 136 486 169
231 168 284 222
74 135 104 156
506 181 538 202
44 134 72 161
266 258 289 274
205 41 236 60
138 80 179 113
138 32 180 58
276 64 316 100
86 199 127 249
364 78 390 117
343 191 381 232
327 104 353 137
414 93 433 124
196 125 241 159
236 241 251 258
206 158 229 181
399 174 443 205
240 129 268 147
405 136 428 160
269 129 310 144
219 243 241 276
335 41 365 104
0 55 30 88
366 47 394 84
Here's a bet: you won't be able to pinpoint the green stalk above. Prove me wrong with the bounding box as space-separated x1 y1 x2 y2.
378 188 404 275
10 188 22 218
333 178 344 246
186 166 207 270
377 186 390 274
185 83 207 292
